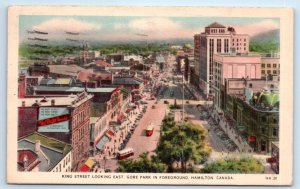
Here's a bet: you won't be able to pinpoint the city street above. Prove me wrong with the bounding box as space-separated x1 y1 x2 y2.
91 54 275 174
126 100 167 159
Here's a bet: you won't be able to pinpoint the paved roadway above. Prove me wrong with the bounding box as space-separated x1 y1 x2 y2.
125 100 167 159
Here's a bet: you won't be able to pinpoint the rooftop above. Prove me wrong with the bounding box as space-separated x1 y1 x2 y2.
124 55 142 61
206 22 226 28
54 78 73 85
19 93 93 107
95 60 112 67
77 70 112 82
90 117 100 124
48 64 85 77
113 77 142 85
35 85 116 93
18 149 40 171
87 87 116 93
18 133 72 171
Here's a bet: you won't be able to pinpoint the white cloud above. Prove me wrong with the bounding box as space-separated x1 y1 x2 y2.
111 17 202 40
33 18 101 33
233 19 279 36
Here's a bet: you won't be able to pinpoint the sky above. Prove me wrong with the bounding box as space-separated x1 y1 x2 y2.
19 16 280 44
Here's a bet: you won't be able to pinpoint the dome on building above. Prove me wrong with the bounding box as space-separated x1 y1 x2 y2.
253 90 279 109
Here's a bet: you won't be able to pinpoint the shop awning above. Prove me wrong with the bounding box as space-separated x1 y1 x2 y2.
248 136 256 142
95 136 109 150
79 164 90 172
117 114 125 123
85 159 95 169
106 129 115 138
126 108 132 113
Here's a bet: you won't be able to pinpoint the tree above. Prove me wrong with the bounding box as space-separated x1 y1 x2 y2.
117 152 168 173
201 157 264 174
157 120 211 173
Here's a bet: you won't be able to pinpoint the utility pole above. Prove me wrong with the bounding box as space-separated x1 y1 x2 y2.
182 72 185 122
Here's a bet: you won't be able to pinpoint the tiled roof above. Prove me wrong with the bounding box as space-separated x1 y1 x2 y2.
206 22 226 28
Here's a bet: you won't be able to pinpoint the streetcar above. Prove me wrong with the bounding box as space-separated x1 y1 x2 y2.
146 123 154 137
117 147 134 160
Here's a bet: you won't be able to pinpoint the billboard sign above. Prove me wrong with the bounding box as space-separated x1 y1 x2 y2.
37 107 70 132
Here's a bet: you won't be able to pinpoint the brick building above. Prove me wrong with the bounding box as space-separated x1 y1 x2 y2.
212 53 261 108
261 54 280 78
18 92 93 170
225 88 279 153
194 22 249 96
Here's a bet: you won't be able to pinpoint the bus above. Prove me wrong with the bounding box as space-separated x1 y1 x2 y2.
117 148 134 160
146 123 154 137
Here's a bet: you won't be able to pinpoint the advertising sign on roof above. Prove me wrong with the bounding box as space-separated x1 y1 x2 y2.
37 107 70 133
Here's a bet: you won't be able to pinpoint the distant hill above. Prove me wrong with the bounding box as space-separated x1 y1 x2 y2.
249 29 279 54
250 29 279 44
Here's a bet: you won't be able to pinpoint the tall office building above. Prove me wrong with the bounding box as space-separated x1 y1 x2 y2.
194 22 249 97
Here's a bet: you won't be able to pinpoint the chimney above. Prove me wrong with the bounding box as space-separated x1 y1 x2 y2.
22 101 26 107
35 140 41 153
51 99 55 106
23 154 28 171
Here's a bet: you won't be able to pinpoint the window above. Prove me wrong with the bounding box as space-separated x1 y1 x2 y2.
267 70 271 74
273 128 279 137
244 39 246 42
244 47 246 50
249 83 252 88
261 64 265 68
261 117 266 122
273 70 277 74
261 127 265 134
224 39 229 53
217 39 221 53
267 64 271 68
273 118 278 124
273 64 277 68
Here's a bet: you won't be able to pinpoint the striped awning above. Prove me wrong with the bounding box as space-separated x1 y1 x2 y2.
85 159 95 169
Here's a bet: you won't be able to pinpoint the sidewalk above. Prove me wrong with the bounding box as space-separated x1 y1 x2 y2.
185 83 204 100
91 97 148 172
210 108 253 153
